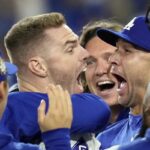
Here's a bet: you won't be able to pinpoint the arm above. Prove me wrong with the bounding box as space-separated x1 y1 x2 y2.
38 84 72 150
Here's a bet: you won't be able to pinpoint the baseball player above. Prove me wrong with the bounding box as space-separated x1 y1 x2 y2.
97 11 150 149
2 12 111 150
0 55 72 150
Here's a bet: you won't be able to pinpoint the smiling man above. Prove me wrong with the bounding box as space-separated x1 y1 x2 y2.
96 14 150 149
80 20 129 123
1 12 110 149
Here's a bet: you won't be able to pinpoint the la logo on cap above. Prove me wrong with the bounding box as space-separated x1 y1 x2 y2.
124 17 136 30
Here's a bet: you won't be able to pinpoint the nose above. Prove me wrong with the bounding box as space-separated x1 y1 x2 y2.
95 59 109 76
108 51 120 66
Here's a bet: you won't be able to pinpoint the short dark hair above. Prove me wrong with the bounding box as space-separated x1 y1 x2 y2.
4 12 66 66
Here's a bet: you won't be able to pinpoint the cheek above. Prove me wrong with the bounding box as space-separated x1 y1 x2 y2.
85 69 94 82
123 59 139 81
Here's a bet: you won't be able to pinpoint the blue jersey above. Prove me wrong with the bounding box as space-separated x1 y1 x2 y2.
118 128 150 150
116 107 129 122
97 113 142 149
0 124 71 150
1 92 110 144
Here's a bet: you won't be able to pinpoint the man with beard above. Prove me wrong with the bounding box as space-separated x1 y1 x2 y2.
96 13 150 149
0 54 73 150
80 20 129 124
2 12 110 149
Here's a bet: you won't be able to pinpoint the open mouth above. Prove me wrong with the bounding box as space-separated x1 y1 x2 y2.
97 80 115 91
112 73 127 90
77 66 87 84
77 71 85 86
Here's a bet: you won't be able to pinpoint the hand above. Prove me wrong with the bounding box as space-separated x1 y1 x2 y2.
38 84 73 132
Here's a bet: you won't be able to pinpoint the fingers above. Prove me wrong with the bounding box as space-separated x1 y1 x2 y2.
46 84 57 113
65 89 73 128
58 85 67 117
38 99 46 130
38 83 73 132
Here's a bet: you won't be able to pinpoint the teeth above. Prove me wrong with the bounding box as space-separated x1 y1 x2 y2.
82 67 87 72
120 82 124 88
117 82 125 92
97 81 113 86
117 88 120 92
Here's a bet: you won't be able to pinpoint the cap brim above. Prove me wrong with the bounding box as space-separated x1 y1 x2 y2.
5 62 18 75
97 29 136 47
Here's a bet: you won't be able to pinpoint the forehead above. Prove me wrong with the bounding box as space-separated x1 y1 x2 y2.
116 39 145 50
85 36 116 55
117 39 133 47
117 39 150 61
45 24 78 44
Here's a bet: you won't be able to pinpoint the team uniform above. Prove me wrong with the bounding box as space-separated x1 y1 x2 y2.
115 108 129 123
1 92 110 149
95 16 150 150
0 60 72 150
117 128 150 150
0 124 71 150
97 113 142 149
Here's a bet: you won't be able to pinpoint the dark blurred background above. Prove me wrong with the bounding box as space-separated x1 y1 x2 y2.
0 0 149 59
0 0 149 86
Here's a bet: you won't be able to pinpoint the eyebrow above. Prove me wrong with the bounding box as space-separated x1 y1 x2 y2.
64 39 78 46
103 52 113 57
87 56 96 62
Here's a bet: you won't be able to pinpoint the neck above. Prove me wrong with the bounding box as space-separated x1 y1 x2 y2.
18 76 46 93
109 105 124 123
130 104 143 115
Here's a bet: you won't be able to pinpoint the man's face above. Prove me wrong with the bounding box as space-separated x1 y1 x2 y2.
109 39 150 108
85 36 119 106
43 24 89 94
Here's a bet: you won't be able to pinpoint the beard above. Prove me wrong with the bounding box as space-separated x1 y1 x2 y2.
48 71 75 94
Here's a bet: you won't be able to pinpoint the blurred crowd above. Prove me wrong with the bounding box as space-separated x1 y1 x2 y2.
0 0 149 54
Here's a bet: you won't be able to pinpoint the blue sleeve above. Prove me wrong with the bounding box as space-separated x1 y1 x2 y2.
1 92 110 143
0 140 40 150
0 125 40 150
42 128 71 150
0 129 71 150
71 93 111 133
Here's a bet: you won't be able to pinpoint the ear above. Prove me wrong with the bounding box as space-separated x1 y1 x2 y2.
28 57 48 77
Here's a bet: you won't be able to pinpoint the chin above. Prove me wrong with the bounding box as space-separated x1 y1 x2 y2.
104 100 118 106
74 89 83 94
118 98 129 107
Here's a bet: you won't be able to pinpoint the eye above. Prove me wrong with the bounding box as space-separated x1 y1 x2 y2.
67 46 74 53
115 48 119 53
86 58 96 66
124 48 131 53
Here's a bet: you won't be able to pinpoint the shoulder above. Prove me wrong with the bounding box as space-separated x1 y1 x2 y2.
71 93 110 110
97 118 129 140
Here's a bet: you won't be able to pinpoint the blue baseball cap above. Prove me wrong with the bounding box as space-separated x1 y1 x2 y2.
0 57 18 81
97 16 150 52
